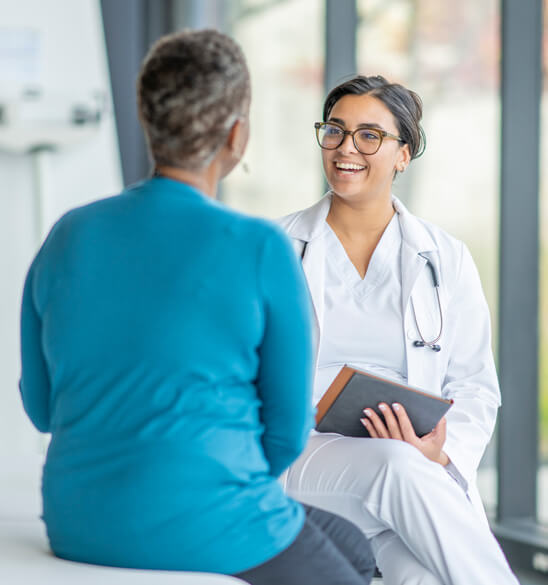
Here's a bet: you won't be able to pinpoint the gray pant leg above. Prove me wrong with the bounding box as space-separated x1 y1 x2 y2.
234 504 375 585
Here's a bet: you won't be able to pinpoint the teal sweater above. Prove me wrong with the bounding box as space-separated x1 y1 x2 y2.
20 177 314 573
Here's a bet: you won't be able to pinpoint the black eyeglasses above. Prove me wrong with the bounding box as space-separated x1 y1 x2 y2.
314 121 404 155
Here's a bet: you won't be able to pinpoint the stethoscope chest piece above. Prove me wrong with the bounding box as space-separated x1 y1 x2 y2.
413 339 441 352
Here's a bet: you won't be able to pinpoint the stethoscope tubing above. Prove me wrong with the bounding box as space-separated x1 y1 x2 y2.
412 257 443 352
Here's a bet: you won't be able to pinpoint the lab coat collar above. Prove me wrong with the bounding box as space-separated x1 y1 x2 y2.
282 192 332 243
391 196 437 255
284 191 438 255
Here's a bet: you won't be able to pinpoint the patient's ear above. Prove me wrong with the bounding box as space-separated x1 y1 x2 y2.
221 117 249 178
227 117 248 156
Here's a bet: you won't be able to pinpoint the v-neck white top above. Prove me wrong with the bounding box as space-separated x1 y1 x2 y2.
314 213 407 404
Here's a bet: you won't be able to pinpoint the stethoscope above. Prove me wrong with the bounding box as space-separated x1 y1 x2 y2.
412 253 443 352
300 244 444 352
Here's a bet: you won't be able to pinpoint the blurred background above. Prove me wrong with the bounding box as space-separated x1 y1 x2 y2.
0 0 547 580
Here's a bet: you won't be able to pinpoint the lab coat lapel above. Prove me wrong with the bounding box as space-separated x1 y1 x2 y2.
301 236 326 353
394 197 440 390
395 197 437 316
401 242 431 388
280 194 332 359
401 240 427 318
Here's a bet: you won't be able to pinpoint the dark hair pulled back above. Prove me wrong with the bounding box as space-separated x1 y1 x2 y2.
323 75 426 160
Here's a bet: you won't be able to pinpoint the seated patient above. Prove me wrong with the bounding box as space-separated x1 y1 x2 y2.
18 30 375 585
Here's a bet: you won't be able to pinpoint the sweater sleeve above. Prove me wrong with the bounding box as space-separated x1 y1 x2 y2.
255 227 315 477
19 260 51 433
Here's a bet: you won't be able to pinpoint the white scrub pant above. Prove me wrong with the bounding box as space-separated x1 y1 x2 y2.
282 435 520 585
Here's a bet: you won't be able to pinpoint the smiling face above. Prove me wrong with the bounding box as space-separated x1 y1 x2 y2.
321 93 410 204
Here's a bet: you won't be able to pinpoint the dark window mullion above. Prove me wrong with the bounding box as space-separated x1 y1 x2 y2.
497 0 543 524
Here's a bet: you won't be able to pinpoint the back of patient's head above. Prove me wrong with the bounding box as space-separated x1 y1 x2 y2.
137 29 250 171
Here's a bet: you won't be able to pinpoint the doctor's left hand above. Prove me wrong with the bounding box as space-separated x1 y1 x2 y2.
361 403 449 466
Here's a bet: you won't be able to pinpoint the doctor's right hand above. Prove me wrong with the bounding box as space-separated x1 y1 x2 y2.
361 403 449 466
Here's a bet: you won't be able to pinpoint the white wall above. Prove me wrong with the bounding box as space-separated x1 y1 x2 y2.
0 0 122 455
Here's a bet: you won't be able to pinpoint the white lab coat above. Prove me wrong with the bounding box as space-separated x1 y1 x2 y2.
277 192 501 517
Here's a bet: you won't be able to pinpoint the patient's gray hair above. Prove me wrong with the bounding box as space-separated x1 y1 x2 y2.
137 29 250 170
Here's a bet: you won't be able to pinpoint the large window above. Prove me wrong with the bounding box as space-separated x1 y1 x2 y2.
225 0 503 517
356 0 500 515
221 0 324 218
101 0 547 574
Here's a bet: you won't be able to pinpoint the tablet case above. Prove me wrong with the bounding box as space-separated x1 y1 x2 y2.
315 366 453 438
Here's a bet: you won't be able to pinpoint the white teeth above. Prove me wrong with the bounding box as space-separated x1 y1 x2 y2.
335 162 365 171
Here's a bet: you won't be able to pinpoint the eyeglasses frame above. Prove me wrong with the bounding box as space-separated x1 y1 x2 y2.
314 121 404 155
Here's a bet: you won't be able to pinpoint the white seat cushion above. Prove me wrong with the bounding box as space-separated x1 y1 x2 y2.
0 519 245 584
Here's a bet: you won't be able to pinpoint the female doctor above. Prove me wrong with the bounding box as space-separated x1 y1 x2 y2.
278 75 520 585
